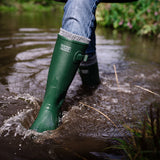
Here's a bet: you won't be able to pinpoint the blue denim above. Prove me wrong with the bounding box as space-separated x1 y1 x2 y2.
62 0 100 56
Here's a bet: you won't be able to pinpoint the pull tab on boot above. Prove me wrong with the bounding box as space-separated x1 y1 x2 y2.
73 51 88 63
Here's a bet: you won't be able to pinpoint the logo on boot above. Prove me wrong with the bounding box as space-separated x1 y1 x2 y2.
60 44 71 53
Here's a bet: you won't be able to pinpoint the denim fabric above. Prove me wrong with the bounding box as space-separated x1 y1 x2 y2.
62 0 100 56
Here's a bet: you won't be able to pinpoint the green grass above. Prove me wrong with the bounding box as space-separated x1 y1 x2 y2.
105 102 160 160
0 4 17 12
0 1 64 12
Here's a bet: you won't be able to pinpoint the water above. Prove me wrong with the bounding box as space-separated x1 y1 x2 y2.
0 9 160 160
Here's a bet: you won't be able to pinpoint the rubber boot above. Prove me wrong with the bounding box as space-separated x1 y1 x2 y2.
30 29 89 132
79 54 100 87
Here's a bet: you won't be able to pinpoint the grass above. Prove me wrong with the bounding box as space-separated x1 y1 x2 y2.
80 102 118 128
0 1 64 12
0 4 17 12
111 102 160 160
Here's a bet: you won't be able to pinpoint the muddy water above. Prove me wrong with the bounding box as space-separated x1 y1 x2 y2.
0 10 160 160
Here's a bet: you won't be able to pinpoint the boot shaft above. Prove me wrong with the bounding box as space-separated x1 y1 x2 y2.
44 34 89 106
30 32 89 132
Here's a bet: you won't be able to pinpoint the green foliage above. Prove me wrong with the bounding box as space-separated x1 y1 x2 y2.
97 0 160 37
0 0 16 11
18 2 54 12
0 0 55 5
0 5 16 12
17 0 29 3
107 102 160 160
0 0 63 12
33 0 54 6
0 0 14 6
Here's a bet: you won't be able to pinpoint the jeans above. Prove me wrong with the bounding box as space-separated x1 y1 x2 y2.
62 0 100 56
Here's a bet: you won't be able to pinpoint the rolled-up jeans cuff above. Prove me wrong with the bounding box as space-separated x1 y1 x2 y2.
59 28 90 44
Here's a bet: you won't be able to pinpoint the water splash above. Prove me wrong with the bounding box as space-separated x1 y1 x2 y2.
0 94 41 139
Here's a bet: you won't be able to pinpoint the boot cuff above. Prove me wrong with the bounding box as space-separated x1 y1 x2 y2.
59 28 90 44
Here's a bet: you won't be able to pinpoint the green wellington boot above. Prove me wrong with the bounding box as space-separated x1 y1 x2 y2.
30 29 89 132
79 54 100 87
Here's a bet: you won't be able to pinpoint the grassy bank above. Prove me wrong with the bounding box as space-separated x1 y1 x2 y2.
96 0 160 37
0 0 64 12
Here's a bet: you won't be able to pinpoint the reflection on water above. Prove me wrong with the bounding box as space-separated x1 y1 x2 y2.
0 10 160 160
96 28 160 64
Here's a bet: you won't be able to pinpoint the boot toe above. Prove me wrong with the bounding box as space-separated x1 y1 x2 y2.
30 109 58 132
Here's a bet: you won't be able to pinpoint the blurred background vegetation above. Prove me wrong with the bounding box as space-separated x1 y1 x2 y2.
0 0 159 37
0 0 55 6
0 0 63 12
97 0 160 37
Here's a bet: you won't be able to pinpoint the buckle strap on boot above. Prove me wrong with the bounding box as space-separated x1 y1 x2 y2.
73 51 88 63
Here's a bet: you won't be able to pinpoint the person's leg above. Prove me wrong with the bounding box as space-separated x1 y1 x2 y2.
79 25 100 87
62 0 100 38
30 0 100 132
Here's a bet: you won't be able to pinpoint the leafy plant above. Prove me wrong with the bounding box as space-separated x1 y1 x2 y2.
107 102 160 160
97 0 160 37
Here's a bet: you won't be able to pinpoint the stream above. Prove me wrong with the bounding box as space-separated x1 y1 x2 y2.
0 9 160 160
